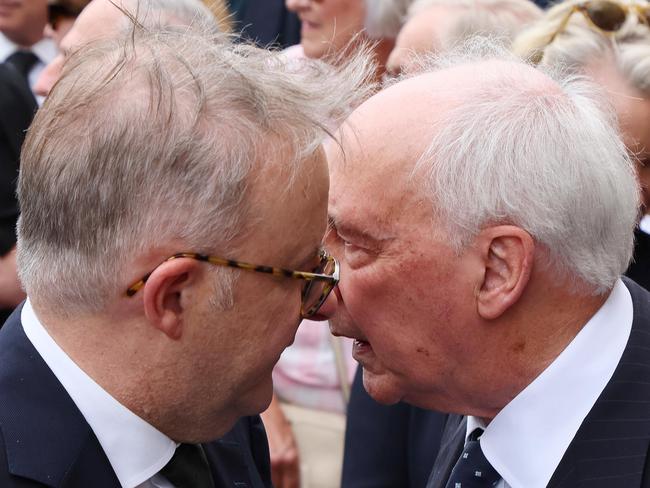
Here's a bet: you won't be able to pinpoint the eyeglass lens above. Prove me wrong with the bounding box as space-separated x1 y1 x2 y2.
301 257 336 316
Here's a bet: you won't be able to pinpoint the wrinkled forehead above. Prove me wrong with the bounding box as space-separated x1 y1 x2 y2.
327 71 460 207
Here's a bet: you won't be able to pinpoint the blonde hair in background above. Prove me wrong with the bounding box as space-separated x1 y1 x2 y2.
201 0 233 32
513 0 650 94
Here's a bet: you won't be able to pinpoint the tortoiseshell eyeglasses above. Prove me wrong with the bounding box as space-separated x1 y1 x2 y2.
125 250 339 319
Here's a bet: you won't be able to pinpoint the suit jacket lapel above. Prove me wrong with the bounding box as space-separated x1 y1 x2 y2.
548 278 650 488
0 306 120 487
426 414 466 488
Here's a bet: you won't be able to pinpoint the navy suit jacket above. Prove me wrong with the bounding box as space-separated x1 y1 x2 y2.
342 367 446 488
0 306 273 488
427 278 650 488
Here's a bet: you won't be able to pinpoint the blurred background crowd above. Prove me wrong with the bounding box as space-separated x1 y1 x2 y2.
1 0 649 487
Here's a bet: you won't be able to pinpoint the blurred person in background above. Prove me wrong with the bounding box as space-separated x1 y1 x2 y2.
285 0 412 78
45 0 90 45
0 0 56 327
263 3 412 488
34 0 220 97
0 0 56 97
513 0 650 290
386 0 542 76
227 0 301 48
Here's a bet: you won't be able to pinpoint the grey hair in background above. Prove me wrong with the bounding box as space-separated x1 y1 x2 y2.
114 0 221 33
407 0 542 47
409 38 638 293
513 0 650 95
365 0 414 39
17 28 375 314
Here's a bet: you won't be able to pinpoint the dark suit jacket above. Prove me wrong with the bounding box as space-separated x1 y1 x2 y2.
0 62 37 326
227 0 300 48
342 367 445 488
428 278 650 488
0 306 273 488
0 62 36 256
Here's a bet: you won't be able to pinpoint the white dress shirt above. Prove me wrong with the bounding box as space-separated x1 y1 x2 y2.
0 33 57 104
21 299 178 488
466 278 633 488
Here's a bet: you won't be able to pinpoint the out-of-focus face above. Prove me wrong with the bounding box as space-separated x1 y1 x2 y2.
285 0 366 59
324 74 482 410
185 149 331 433
0 0 48 46
34 0 121 97
44 16 76 47
589 60 650 210
386 6 457 77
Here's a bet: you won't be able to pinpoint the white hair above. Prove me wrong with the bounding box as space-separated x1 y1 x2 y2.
407 0 542 46
365 0 414 39
513 0 650 94
17 28 374 314
410 38 639 293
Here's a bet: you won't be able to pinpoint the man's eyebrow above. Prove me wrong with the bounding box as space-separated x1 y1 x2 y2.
328 215 380 242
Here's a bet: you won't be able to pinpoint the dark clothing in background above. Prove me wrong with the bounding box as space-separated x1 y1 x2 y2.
0 62 37 326
341 367 445 488
626 227 650 291
227 0 300 48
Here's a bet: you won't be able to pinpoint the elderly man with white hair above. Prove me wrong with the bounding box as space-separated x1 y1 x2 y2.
322 39 650 488
0 6 369 488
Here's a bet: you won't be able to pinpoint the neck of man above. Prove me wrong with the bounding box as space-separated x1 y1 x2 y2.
3 26 46 49
466 276 609 422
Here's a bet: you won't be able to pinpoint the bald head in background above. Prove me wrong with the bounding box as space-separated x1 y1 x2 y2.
34 0 217 96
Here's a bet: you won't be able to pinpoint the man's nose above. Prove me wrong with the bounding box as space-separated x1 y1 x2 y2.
311 285 340 321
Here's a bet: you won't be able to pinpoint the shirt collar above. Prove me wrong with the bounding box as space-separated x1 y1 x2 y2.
0 33 16 61
21 299 176 488
467 278 633 488
0 33 57 63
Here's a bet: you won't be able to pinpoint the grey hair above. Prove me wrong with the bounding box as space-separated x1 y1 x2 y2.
407 0 542 47
17 28 374 314
513 0 650 94
365 0 414 39
409 38 639 293
112 0 221 33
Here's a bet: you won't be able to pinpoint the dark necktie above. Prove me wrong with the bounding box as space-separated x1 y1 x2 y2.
445 428 501 488
160 443 215 488
6 50 39 81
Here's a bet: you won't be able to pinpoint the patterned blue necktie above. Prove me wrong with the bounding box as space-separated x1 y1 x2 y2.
445 428 501 488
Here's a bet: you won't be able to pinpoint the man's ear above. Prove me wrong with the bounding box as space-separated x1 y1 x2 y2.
142 258 201 340
475 226 534 320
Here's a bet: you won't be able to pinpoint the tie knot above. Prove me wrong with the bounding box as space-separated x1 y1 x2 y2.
6 50 39 79
160 443 215 488
467 428 484 442
445 428 501 488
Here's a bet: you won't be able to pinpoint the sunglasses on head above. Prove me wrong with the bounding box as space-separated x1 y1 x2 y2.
47 3 85 30
537 1 650 62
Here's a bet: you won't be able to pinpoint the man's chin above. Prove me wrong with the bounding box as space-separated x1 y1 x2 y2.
362 370 404 406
